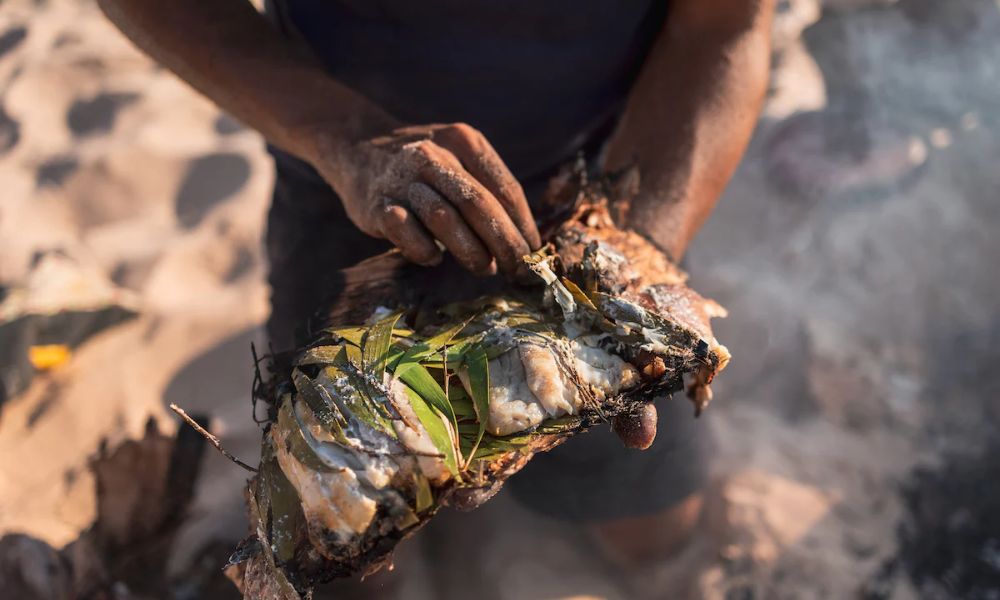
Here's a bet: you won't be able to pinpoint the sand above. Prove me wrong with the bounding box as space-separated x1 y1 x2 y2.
1 0 998 598
0 0 272 565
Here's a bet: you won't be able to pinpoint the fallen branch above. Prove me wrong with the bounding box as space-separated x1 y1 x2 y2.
168 403 256 473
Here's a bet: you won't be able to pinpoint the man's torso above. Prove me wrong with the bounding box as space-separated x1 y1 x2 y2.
266 0 667 181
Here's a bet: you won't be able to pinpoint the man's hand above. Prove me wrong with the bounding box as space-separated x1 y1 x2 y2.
97 0 540 278
307 123 541 278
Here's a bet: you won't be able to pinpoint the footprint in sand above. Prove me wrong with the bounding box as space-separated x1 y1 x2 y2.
35 155 78 188
0 25 28 61
0 102 19 155
213 113 244 136
174 153 251 229
66 92 140 138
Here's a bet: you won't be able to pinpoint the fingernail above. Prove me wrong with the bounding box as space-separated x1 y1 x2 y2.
479 260 498 277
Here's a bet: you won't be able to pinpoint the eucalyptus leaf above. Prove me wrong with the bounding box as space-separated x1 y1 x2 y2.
362 312 402 376
414 473 434 513
343 343 363 368
456 421 480 436
291 368 348 443
391 318 472 378
276 402 340 474
537 415 583 434
295 345 343 366
462 344 490 465
396 363 456 430
325 349 398 437
449 395 476 420
470 433 530 461
426 319 472 345
328 326 366 347
400 384 459 477
249 449 303 600
329 325 413 347
261 455 304 563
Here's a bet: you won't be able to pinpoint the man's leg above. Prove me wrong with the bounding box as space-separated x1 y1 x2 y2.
506 393 712 564
265 159 390 353
590 493 705 563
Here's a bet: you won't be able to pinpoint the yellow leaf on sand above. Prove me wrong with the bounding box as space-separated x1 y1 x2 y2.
28 344 72 370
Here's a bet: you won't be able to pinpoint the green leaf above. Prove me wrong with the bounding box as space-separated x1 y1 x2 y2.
412 333 490 367
328 345 397 435
276 401 342 473
261 455 304 563
517 323 560 337
397 363 456 429
343 343 363 368
329 325 413 347
291 369 348 443
434 335 509 364
362 312 402 376
470 433 531 461
447 383 468 401
537 415 583 434
247 478 304 600
328 326 366 346
382 340 414 373
449 389 477 421
295 345 343 366
456 421 480 437
400 385 459 477
427 341 476 366
424 318 474 353
462 344 490 465
391 318 472 374
484 340 519 360
414 473 434 513
250 446 272 539
505 312 544 327
321 365 396 439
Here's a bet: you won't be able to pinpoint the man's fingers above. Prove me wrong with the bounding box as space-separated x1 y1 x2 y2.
409 142 532 278
612 403 658 450
408 182 496 276
376 200 442 266
435 124 542 250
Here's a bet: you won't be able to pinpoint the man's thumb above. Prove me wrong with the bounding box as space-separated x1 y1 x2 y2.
612 403 657 450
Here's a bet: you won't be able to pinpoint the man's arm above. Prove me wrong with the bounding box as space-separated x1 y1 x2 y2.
603 0 773 450
98 0 540 276
602 0 775 262
98 0 387 164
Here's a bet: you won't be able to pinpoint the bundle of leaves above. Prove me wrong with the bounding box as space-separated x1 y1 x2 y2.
234 195 730 599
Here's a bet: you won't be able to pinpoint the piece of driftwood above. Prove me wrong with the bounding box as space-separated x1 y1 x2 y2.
235 189 730 599
0 417 212 600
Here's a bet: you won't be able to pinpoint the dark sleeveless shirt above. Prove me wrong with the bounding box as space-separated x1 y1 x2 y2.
265 0 667 182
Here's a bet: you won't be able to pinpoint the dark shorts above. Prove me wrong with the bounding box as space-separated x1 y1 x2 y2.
265 158 710 523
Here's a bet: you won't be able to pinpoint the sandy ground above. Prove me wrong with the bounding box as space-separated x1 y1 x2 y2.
1 0 998 598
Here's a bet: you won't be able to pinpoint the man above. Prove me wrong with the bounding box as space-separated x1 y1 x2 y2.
99 0 773 578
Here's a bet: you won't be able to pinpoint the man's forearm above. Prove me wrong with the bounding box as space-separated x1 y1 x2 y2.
603 0 774 260
98 0 395 164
